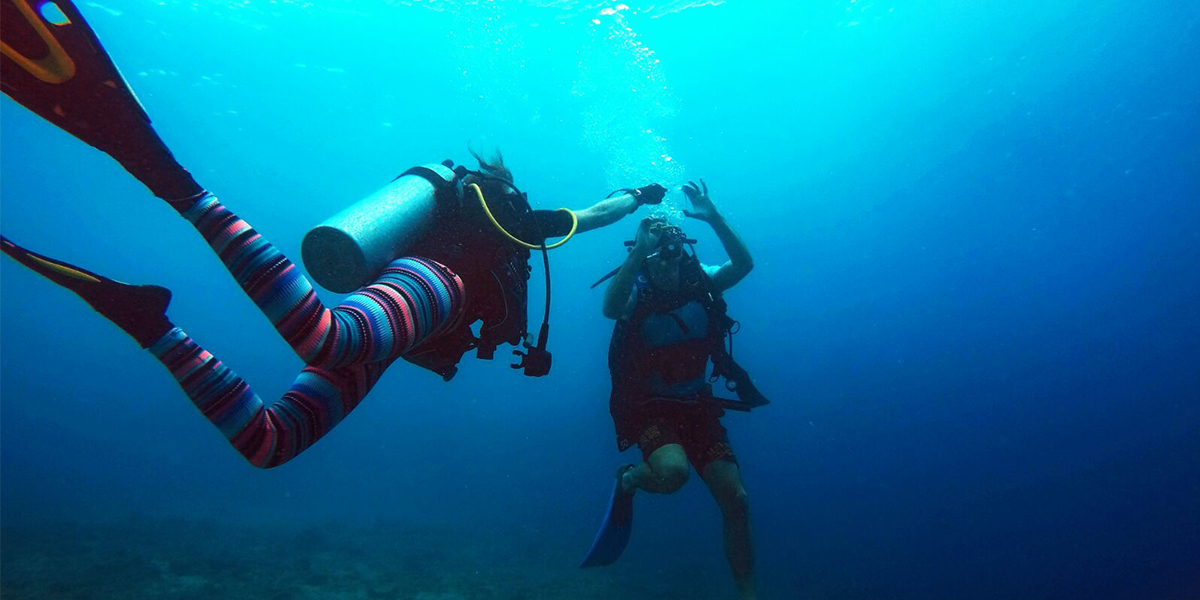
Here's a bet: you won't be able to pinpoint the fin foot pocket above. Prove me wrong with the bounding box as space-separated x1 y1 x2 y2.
2 236 173 347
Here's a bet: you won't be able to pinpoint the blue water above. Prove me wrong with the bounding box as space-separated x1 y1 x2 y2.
2 1 1199 598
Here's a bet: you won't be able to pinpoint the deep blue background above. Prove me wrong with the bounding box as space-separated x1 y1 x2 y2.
3 1 1198 598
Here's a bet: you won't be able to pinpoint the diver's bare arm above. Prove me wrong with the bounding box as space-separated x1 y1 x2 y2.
707 213 754 291
603 240 651 319
684 180 753 291
571 194 639 233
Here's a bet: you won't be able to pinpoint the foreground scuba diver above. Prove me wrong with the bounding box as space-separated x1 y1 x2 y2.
0 0 664 468
580 181 767 600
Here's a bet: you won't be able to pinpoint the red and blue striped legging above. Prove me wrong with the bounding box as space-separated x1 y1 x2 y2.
149 193 465 468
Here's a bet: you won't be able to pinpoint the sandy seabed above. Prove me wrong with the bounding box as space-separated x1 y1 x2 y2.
0 517 735 600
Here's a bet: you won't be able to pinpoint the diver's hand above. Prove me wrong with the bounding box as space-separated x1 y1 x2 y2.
633 217 665 256
683 179 721 223
634 183 667 206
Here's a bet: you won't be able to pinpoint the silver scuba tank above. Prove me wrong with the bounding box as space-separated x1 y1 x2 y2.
301 163 457 293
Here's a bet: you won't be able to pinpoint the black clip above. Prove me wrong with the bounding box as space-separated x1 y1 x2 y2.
511 323 552 377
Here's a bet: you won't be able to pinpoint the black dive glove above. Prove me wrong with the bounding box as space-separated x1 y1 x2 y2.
611 183 668 212
633 183 667 206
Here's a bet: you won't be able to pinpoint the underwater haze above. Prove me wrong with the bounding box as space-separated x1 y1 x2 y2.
2 0 1199 598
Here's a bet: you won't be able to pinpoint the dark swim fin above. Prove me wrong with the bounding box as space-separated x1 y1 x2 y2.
1 236 173 347
580 467 636 568
0 0 202 200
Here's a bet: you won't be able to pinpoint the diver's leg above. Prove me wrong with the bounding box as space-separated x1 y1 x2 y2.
623 443 690 494
2 238 432 467
149 327 392 468
171 193 464 368
701 459 756 600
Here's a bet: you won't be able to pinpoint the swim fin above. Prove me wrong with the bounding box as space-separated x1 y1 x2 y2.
0 0 202 200
580 466 636 568
1 236 173 348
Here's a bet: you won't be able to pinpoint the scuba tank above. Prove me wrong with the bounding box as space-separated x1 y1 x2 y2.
301 163 457 293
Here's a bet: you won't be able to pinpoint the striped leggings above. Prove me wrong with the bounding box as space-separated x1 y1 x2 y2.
149 193 465 468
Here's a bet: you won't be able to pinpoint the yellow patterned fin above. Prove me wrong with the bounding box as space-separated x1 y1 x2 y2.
27 254 101 283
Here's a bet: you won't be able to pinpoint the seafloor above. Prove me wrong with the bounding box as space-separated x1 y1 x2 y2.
1 517 743 600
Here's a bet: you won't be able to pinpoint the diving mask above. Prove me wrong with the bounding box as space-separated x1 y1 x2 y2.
645 223 693 261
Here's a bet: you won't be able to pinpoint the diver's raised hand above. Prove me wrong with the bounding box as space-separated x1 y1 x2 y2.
683 179 721 223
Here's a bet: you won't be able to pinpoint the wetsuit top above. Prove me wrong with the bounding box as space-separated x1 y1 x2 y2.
515 209 575 244
400 196 576 378
415 196 572 284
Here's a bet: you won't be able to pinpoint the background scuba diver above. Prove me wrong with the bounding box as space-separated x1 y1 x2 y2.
593 181 760 600
0 0 666 469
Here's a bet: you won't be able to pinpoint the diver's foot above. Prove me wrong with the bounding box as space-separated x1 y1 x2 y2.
616 464 637 495
2 237 174 348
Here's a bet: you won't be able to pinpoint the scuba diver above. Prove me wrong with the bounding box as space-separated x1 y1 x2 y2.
580 180 767 600
0 0 664 468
